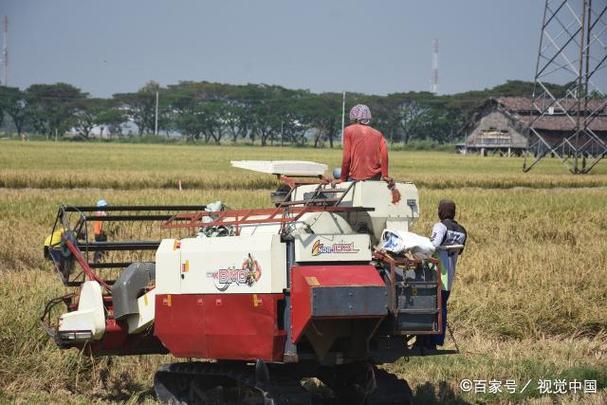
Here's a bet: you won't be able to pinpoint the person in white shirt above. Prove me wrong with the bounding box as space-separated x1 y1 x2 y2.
429 199 467 348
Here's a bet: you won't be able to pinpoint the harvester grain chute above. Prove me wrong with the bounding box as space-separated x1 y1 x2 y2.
41 160 453 404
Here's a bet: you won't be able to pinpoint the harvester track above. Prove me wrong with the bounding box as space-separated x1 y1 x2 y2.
154 361 315 405
154 361 412 405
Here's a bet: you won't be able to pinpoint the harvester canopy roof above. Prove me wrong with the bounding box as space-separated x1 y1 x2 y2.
231 160 328 177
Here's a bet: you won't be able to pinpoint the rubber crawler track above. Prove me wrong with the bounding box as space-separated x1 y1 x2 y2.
154 362 412 405
155 362 314 405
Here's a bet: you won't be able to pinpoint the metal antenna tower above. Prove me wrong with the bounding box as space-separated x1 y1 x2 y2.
524 0 607 174
1 16 7 86
431 38 439 94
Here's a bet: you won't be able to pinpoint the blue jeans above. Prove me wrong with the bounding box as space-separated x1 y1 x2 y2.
431 290 450 346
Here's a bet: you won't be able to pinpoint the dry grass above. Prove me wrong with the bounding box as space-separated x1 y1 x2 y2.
0 141 605 403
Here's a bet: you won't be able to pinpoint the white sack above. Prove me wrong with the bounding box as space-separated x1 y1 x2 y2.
380 230 436 260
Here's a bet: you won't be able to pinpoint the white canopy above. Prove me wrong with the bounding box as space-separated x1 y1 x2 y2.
231 160 327 177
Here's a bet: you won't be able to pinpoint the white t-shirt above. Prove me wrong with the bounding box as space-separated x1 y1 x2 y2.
430 222 466 291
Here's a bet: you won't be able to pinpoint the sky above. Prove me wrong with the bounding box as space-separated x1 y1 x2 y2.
3 0 545 98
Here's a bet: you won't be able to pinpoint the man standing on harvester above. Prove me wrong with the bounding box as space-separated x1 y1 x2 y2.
429 199 467 349
339 104 392 183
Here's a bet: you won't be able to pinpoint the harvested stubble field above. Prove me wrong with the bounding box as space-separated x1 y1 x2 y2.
0 140 606 404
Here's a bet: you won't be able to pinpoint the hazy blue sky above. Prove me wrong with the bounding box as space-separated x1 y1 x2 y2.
4 0 544 97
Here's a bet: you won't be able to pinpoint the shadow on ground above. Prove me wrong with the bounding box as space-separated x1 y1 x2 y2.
412 381 471 405
92 372 472 404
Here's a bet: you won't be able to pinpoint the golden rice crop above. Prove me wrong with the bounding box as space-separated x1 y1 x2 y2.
0 141 605 403
2 141 607 190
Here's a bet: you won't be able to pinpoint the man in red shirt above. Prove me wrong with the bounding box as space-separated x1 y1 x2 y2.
339 104 391 182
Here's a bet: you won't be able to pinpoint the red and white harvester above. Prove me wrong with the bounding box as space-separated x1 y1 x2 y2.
42 161 449 404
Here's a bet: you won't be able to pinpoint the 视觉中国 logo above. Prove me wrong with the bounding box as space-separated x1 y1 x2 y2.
207 254 262 291
311 240 359 256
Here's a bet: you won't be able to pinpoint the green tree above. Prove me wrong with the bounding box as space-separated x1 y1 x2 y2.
96 106 127 138
71 98 116 139
113 81 162 136
198 101 227 144
223 101 250 143
0 86 30 138
26 83 87 138
166 81 232 143
298 93 341 148
166 82 202 141
393 98 431 144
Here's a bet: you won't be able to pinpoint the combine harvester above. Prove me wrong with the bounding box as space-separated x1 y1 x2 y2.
42 161 451 404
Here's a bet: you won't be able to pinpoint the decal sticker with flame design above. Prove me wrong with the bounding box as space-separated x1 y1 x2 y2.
207 253 262 291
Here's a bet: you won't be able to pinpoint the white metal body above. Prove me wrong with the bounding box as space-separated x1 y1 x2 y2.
58 280 105 340
153 180 417 298
294 234 371 263
156 234 287 295
292 181 419 244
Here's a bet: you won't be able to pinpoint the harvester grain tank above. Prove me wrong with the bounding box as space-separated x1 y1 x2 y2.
42 161 451 404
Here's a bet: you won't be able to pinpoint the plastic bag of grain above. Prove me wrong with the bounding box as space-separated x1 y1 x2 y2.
380 230 435 260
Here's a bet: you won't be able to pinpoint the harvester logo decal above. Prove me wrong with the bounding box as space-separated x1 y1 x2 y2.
207 253 262 291
311 239 360 256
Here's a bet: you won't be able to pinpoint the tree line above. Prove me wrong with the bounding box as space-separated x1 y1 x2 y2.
0 80 566 147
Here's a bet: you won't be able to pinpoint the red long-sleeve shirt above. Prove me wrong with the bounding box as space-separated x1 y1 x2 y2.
340 123 389 181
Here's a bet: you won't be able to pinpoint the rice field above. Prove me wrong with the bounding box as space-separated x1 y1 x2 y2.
0 140 605 404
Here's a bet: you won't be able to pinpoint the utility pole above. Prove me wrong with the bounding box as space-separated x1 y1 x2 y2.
341 91 346 143
431 38 439 95
2 16 7 86
154 90 159 136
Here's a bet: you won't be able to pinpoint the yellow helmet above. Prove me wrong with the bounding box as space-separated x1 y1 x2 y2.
44 229 64 247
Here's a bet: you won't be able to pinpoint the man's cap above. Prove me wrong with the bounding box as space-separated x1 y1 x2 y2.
349 104 372 124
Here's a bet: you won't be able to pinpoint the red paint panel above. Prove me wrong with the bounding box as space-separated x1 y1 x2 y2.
297 264 385 287
155 293 286 362
290 264 384 343
87 318 168 355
